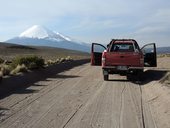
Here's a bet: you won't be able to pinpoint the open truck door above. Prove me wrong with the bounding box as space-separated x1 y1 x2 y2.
91 43 106 66
141 43 157 67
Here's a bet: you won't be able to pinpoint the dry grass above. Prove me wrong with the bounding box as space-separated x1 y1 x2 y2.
10 64 27 75
157 54 170 58
0 64 12 76
0 43 89 80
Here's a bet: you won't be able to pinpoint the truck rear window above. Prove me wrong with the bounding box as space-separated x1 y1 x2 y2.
110 43 134 52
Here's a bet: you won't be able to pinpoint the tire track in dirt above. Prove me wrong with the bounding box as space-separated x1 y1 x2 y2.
0 63 90 123
0 63 161 128
0 65 103 128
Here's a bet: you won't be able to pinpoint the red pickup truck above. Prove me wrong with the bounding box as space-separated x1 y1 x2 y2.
91 39 157 80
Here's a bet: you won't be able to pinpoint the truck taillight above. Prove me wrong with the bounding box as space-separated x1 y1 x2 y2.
102 57 106 66
102 57 105 62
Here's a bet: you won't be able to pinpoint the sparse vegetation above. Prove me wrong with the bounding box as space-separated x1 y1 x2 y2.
167 54 170 57
11 56 44 69
10 64 27 75
65 56 73 61
0 64 12 76
47 59 57 65
0 55 75 81
157 54 170 58
0 58 4 64
46 56 73 66
0 43 89 81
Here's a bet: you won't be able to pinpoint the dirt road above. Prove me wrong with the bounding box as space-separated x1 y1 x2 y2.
0 58 169 128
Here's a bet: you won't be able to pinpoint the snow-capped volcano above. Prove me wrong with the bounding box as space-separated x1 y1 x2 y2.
19 25 72 42
6 25 90 52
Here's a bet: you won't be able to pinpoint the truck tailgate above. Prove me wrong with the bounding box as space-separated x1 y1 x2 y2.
105 52 141 66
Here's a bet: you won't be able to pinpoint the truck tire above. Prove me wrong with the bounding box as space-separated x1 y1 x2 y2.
136 70 144 81
104 75 108 81
127 70 143 81
103 69 109 81
127 74 132 81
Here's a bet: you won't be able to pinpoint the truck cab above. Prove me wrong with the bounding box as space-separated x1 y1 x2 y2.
91 39 157 80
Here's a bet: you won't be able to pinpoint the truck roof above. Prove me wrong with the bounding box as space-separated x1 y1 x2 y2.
111 39 137 44
114 41 134 44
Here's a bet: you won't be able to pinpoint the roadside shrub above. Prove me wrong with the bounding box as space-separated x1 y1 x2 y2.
158 54 170 58
0 64 12 76
46 57 73 66
0 58 4 64
65 56 73 61
47 59 56 65
11 56 44 69
10 64 27 75
55 59 61 64
28 62 38 69
157 54 165 58
166 54 170 57
0 71 2 76
60 58 66 63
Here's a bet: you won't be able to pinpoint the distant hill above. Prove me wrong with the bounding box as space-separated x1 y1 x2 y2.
157 47 170 54
0 42 90 61
6 25 90 53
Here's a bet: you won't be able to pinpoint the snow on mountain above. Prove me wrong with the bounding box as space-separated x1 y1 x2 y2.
19 25 71 42
53 31 72 42
19 25 54 39
6 25 90 52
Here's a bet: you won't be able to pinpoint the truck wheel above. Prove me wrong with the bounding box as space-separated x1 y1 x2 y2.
136 70 144 81
103 69 109 81
104 75 108 81
127 74 132 81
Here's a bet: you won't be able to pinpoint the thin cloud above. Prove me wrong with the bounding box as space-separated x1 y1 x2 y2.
0 0 170 47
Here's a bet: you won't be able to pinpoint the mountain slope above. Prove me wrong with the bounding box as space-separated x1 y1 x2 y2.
6 25 90 52
0 42 89 61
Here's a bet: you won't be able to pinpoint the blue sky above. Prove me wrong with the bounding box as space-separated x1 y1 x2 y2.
0 0 170 47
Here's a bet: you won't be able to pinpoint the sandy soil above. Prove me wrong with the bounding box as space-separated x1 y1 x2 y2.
142 57 170 128
0 57 169 128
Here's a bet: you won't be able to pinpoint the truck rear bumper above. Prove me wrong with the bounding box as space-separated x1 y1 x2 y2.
102 66 143 74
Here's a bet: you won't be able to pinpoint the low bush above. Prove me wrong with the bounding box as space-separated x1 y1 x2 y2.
11 56 44 69
47 60 56 65
46 56 73 66
0 58 4 64
10 64 27 75
65 56 73 61
55 59 60 63
158 54 170 58
0 55 74 77
60 58 66 63
0 64 12 76
166 54 170 57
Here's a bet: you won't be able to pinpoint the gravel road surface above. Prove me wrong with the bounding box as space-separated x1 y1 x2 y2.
0 58 169 128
